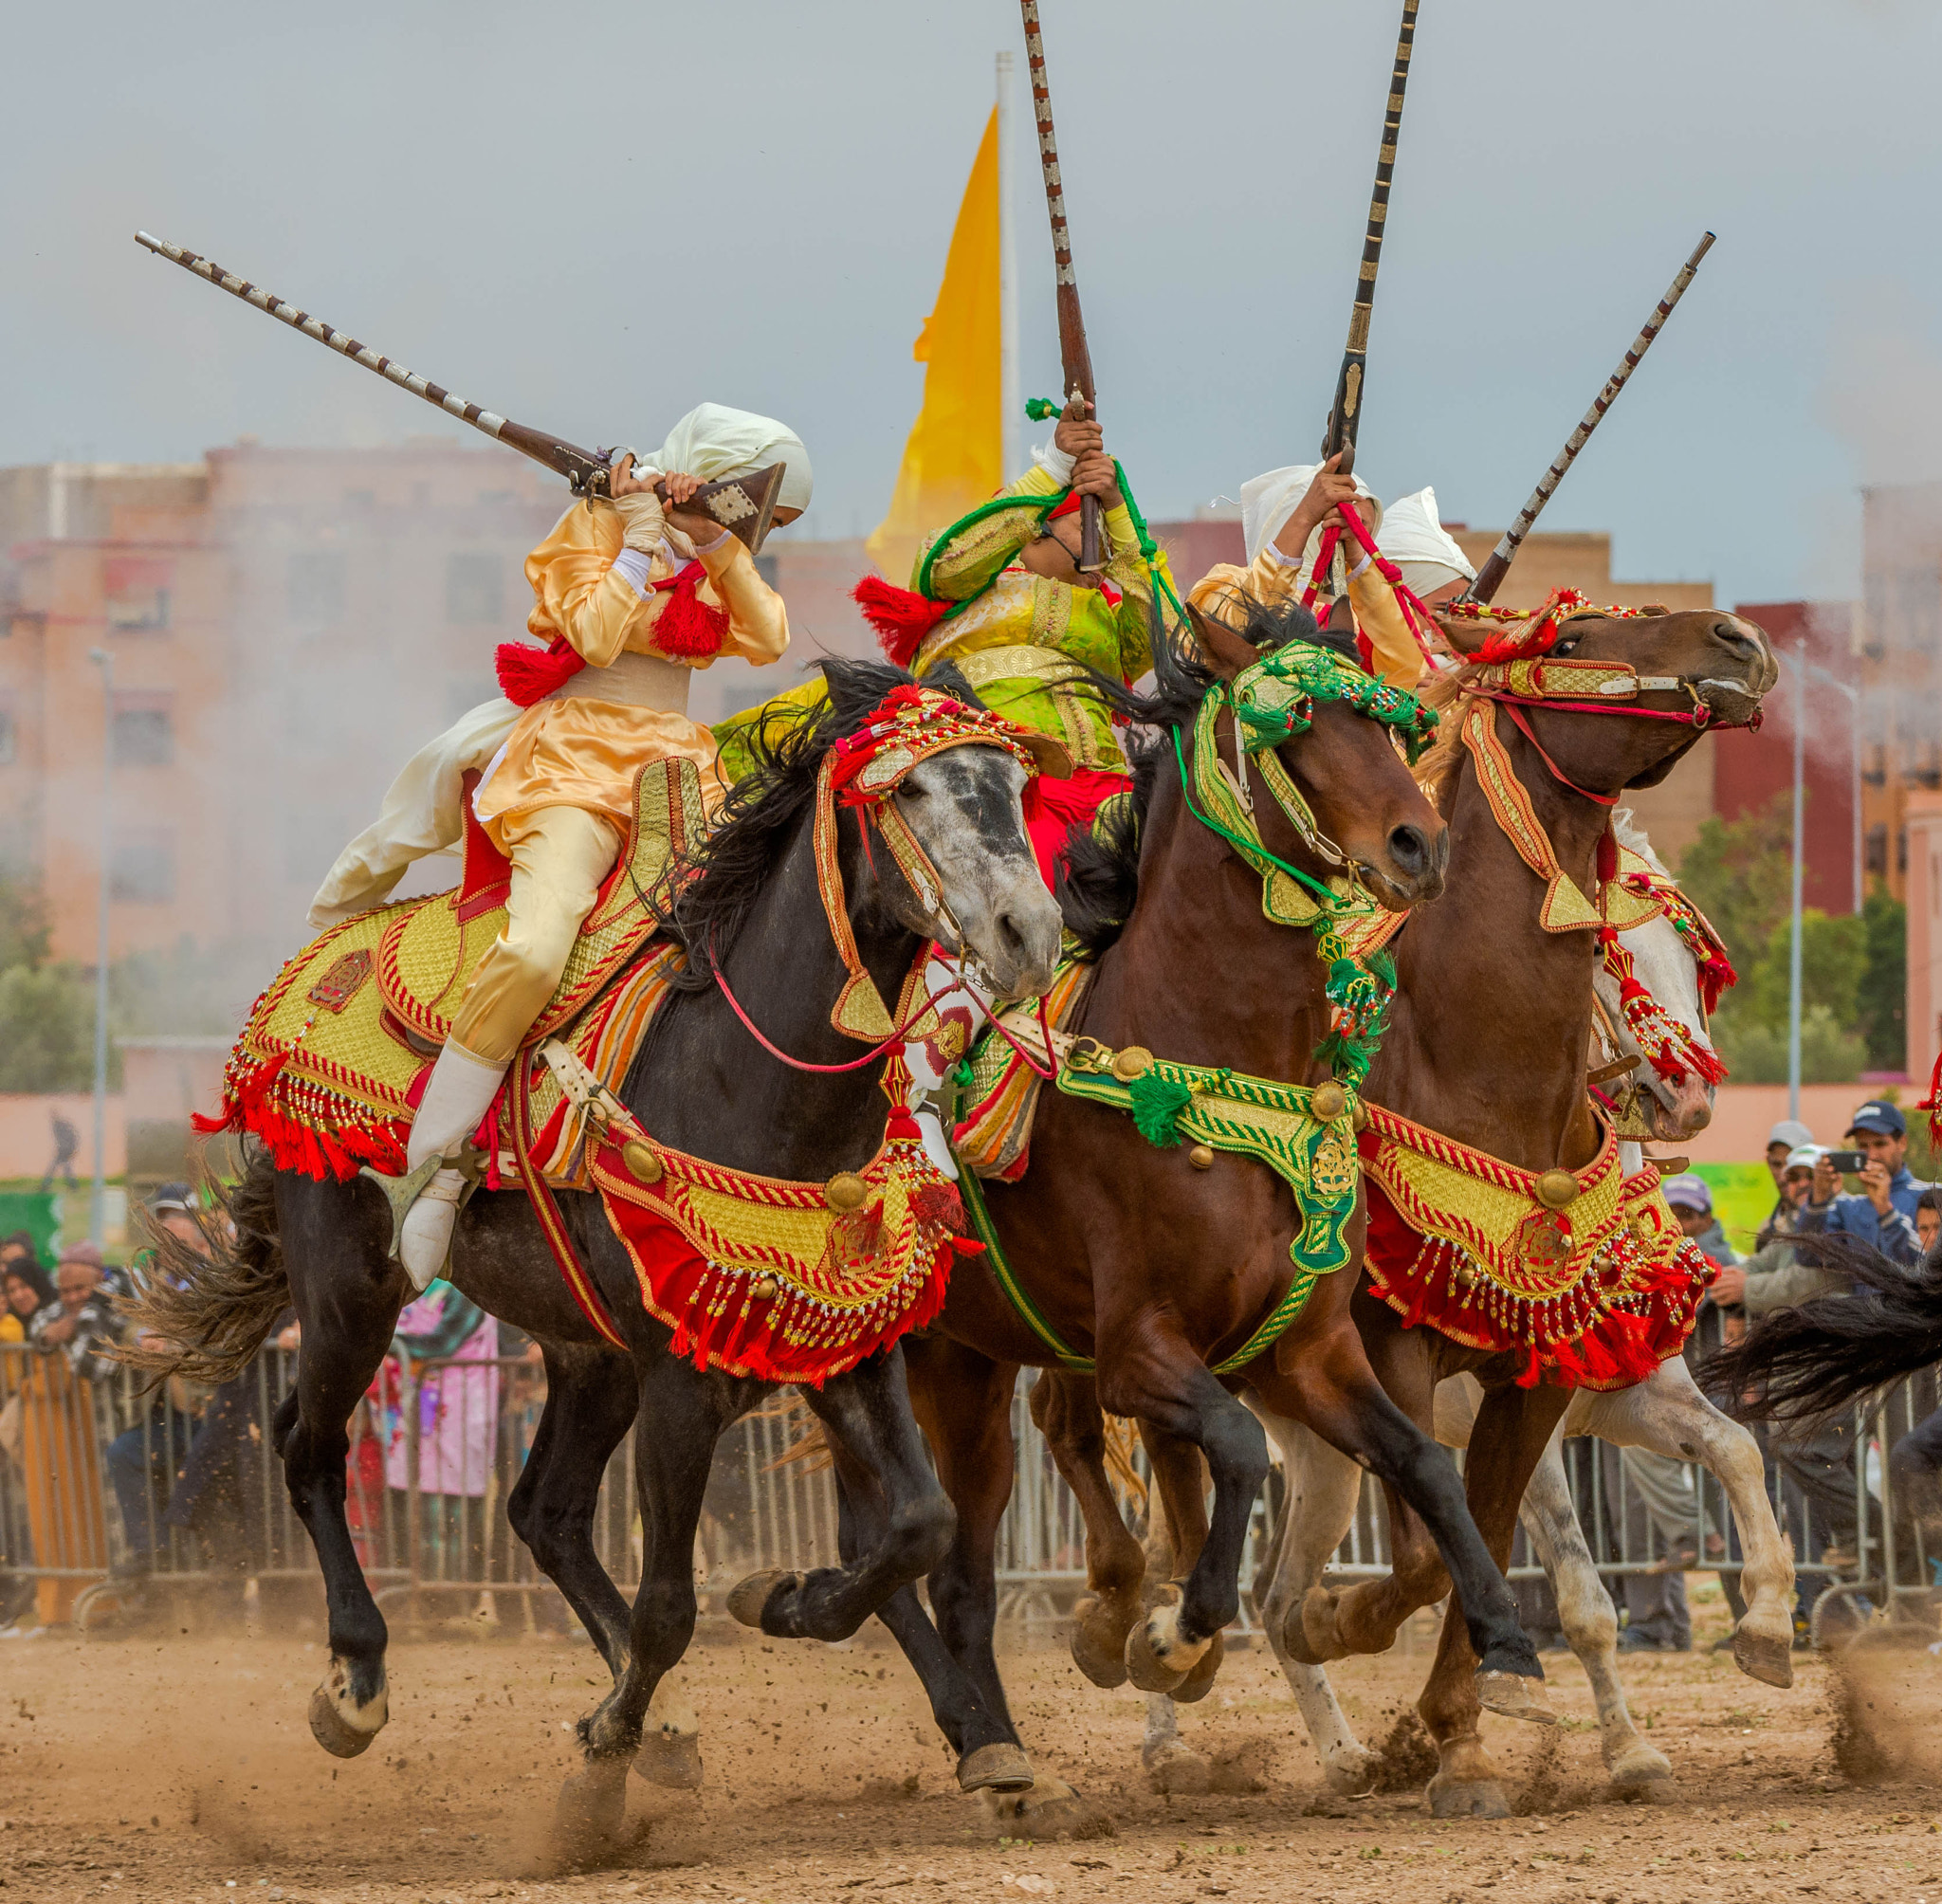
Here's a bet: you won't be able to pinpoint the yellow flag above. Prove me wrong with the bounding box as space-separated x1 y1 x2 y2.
867 108 1002 586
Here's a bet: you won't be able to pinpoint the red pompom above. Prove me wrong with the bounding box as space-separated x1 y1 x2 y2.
650 562 729 658
852 576 953 668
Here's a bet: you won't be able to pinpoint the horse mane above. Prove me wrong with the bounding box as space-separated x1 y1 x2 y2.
661 655 981 990
1611 805 1671 877
1057 594 1348 960
1404 662 1475 806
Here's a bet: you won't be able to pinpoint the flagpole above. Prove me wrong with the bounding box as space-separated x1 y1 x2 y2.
996 49 1020 482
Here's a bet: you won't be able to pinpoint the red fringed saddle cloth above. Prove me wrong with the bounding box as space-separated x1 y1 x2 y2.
1357 1104 1714 1390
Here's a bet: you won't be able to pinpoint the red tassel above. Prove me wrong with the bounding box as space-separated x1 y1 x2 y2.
852 577 954 668
496 637 583 706
1921 1046 1942 1144
650 562 729 659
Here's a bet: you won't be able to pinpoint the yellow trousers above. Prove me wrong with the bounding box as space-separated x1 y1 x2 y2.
449 804 623 1065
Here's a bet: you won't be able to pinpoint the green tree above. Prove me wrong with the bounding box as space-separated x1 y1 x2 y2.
0 961 101 1093
1857 887 1907 1072
1677 790 1793 972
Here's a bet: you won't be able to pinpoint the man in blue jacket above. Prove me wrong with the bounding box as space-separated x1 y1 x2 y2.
1810 1099 1929 1266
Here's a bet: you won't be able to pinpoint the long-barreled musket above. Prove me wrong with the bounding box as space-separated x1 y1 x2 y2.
1019 2 1101 572
1321 0 1421 474
132 230 785 552
1461 231 1716 606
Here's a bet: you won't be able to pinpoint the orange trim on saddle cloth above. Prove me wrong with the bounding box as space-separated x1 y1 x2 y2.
584 1061 983 1386
1356 1102 1714 1390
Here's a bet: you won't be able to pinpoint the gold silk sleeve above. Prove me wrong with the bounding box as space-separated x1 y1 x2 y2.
918 465 1063 601
524 500 651 669
693 537 789 668
1104 507 1170 680
1347 566 1425 688
1187 546 1305 631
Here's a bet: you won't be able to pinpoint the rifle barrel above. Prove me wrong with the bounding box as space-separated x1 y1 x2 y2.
133 230 606 492
1464 230 1716 606
1018 2 1100 570
1323 0 1420 472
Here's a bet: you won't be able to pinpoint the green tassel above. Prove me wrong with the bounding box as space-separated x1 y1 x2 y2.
1127 1070 1194 1148
1024 396 1061 421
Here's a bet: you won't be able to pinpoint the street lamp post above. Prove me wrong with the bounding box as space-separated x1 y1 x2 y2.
1787 639 1805 1122
1805 661 1864 916
86 648 115 1247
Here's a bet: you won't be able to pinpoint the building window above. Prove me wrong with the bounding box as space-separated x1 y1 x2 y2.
110 828 175 905
288 550 346 626
446 553 503 625
112 694 174 766
104 556 172 633
0 706 14 766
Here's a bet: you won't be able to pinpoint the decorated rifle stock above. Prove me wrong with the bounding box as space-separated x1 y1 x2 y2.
132 230 785 553
1321 0 1420 474
1463 231 1715 606
1019 2 1100 571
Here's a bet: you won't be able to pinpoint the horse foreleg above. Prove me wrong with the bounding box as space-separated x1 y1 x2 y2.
1094 1339 1267 1698
1030 1370 1147 1690
1570 1357 1795 1688
278 1176 408 1761
1416 1382 1570 1820
727 1345 955 1642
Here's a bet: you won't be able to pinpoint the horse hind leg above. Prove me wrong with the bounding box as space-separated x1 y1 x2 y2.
276 1174 411 1759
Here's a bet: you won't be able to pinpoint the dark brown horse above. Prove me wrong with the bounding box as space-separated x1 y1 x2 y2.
771 600 1560 1831
1038 605 1782 1818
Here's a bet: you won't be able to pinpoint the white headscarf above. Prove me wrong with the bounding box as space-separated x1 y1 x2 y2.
1239 462 1377 566
636 402 814 515
1380 486 1475 600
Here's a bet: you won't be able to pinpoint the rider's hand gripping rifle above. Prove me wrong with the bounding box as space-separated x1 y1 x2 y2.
1019 2 1102 572
133 230 787 555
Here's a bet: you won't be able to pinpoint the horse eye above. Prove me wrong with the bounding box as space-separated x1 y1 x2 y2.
897 779 927 800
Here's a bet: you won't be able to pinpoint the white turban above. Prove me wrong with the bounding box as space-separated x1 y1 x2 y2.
1379 486 1475 600
1239 463 1378 566
636 402 814 516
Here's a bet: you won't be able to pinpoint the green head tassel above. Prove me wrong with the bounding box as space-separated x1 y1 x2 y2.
1024 396 1062 421
1127 1070 1194 1148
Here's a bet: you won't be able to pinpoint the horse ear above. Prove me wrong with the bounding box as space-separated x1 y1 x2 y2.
1187 603 1260 683
1434 613 1492 658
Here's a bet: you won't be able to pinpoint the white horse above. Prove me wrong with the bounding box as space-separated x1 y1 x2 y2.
1140 814 1796 1808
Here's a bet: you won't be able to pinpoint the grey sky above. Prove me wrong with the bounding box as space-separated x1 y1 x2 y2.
8 0 1940 607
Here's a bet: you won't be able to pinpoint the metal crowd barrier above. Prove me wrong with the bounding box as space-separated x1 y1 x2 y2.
0 1339 1934 1645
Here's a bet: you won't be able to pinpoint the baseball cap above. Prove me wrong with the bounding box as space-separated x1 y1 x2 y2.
1768 1119 1814 1151
149 1181 195 1215
1846 1100 1906 1139
1784 1144 1824 1174
1661 1172 1713 1215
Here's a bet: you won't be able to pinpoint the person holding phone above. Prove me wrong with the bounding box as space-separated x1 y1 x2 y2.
1809 1099 1928 1268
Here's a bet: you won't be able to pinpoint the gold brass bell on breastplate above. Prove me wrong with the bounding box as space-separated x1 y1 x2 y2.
825 1171 869 1212
1310 1081 1348 1123
621 1139 664 1184
1536 1168 1580 1210
1188 1144 1215 1171
1110 1046 1154 1083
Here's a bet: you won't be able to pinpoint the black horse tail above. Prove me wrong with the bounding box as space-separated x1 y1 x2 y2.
119 1145 289 1385
1700 1234 1942 1425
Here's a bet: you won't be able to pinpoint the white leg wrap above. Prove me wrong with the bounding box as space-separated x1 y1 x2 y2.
407 1041 509 1172
400 1168 467 1290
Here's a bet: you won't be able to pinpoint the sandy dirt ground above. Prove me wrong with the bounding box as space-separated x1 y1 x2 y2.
1 1594 1939 1904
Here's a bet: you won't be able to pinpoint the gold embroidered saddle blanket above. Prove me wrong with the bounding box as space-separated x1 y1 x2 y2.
196 760 705 1188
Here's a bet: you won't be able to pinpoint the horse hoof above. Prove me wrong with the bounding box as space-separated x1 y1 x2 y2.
1170 1630 1225 1704
555 1761 629 1859
1607 1739 1676 1794
632 1728 703 1790
726 1567 801 1631
958 1742 1035 1793
308 1684 381 1759
1321 1748 1381 1797
1124 1589 1208 1694
980 1776 1115 1841
1068 1593 1134 1689
1475 1668 1555 1726
1143 1738 1213 1796
1291 1585 1350 1665
1731 1626 1794 1690
1427 1773 1511 1820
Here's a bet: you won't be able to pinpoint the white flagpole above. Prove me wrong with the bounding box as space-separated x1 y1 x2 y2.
997 49 1020 483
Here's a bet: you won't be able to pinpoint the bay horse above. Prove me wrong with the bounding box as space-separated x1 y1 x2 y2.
748 598 1559 1833
129 658 1062 1850
1136 808 1800 1803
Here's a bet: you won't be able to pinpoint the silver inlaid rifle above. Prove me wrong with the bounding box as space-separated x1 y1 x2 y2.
1461 231 1716 606
132 230 785 552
